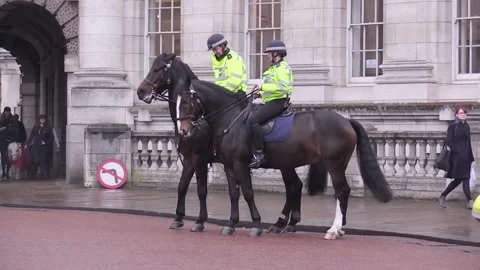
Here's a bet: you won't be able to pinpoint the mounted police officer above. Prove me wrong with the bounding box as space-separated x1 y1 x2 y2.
207 33 247 98
248 40 293 169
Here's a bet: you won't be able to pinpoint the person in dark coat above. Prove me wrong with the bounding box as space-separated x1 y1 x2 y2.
438 106 475 209
13 114 27 144
25 114 53 179
0 107 18 179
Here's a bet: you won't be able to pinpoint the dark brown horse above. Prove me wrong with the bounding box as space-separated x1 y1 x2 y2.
176 82 393 239
136 53 213 233
137 53 277 236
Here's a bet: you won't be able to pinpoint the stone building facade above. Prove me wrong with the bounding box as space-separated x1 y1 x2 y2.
0 0 479 193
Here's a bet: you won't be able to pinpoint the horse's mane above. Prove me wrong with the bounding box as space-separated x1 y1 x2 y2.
176 58 198 80
195 80 240 100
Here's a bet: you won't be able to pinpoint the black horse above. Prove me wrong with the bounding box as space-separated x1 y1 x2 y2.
175 83 393 240
137 53 213 233
137 53 274 236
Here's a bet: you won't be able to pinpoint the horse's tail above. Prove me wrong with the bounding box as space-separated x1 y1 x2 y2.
349 119 393 203
305 161 328 196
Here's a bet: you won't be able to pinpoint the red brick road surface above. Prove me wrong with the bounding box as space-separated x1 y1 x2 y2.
0 207 478 270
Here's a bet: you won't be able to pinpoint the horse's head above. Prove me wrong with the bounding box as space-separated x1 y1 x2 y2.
176 89 210 139
137 53 177 104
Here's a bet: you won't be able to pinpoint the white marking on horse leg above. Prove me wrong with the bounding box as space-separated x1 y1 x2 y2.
325 199 344 240
176 95 182 134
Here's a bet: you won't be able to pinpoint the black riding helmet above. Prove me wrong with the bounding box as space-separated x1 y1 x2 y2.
207 33 228 51
264 40 287 57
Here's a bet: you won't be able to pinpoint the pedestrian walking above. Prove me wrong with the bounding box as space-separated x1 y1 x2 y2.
438 106 475 209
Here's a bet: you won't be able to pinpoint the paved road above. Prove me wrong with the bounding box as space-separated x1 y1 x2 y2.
0 207 478 270
1 180 479 246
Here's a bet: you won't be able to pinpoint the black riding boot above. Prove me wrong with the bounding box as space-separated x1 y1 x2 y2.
249 124 266 168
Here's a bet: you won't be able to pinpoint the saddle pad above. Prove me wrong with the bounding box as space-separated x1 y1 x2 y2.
264 112 296 142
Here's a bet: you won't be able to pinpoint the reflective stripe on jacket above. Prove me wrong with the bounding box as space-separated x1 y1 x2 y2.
211 49 247 93
261 60 293 103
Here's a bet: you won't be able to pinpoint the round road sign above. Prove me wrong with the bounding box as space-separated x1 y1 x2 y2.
96 159 128 189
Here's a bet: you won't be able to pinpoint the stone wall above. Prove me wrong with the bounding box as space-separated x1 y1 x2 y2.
125 104 480 200
84 124 132 188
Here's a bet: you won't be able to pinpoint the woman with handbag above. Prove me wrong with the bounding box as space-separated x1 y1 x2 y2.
438 106 475 209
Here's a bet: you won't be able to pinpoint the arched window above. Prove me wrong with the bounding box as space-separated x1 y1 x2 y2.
246 0 282 80
347 0 384 82
145 0 181 72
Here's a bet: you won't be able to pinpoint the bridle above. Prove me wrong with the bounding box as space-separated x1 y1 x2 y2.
141 60 174 103
176 90 208 128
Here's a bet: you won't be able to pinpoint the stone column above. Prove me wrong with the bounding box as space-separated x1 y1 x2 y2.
38 60 46 114
283 0 340 103
0 49 21 111
374 1 450 102
67 0 133 184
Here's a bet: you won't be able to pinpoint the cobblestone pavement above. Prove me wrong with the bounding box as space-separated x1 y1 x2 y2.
0 208 478 270
0 180 479 246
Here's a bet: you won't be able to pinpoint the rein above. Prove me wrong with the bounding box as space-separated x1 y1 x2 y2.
179 88 258 125
177 88 259 161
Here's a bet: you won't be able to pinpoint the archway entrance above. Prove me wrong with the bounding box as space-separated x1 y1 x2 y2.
0 1 72 178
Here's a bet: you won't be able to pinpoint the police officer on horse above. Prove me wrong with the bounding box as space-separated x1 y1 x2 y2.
248 40 293 169
207 33 248 98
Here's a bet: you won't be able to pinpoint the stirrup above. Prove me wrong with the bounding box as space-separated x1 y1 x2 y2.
249 153 265 169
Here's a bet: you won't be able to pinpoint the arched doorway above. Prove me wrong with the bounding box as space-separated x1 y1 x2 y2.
0 0 79 178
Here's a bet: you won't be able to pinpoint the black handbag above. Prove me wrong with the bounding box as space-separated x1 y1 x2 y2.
434 145 451 171
434 125 457 171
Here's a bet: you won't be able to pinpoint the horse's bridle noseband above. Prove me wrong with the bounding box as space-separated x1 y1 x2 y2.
176 90 207 127
142 60 173 102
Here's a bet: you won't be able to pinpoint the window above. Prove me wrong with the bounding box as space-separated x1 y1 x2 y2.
348 0 384 81
455 0 480 77
246 0 281 80
146 0 181 70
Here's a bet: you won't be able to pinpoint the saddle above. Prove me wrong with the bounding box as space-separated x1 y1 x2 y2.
251 98 293 135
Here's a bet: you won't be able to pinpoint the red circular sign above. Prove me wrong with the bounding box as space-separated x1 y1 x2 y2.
96 159 128 189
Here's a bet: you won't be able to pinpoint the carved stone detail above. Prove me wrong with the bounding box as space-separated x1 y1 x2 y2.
33 0 47 6
376 60 438 84
62 17 78 40
290 64 332 86
66 37 78 53
0 0 79 54
45 0 63 14
55 1 78 26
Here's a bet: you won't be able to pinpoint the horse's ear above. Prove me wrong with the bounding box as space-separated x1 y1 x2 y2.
166 53 176 61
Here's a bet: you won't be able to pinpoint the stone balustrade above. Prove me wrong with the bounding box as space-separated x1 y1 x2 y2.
130 130 478 200
130 131 183 189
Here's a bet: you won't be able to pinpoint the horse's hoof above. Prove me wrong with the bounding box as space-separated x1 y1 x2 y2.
266 225 282 234
324 230 345 240
220 226 235 236
169 221 184 230
249 228 263 237
282 225 296 233
190 223 205 232
324 231 338 240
